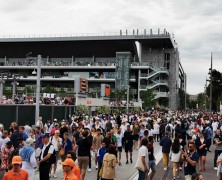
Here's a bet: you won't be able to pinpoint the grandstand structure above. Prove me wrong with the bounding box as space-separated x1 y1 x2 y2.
0 29 186 110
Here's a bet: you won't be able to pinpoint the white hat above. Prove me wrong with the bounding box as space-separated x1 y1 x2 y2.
26 138 36 145
54 118 57 122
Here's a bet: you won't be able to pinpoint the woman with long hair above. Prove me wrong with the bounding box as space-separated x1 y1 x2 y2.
101 145 117 180
170 138 181 180
195 133 207 171
132 121 140 150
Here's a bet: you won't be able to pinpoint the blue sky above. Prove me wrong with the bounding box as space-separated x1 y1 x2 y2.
0 0 222 94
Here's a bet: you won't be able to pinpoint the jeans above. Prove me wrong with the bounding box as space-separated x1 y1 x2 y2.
138 170 145 180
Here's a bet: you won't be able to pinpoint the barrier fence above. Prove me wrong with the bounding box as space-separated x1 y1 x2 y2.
0 105 75 129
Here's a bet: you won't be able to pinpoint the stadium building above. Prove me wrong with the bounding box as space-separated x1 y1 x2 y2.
0 29 186 110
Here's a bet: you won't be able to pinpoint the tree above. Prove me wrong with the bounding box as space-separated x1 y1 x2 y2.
140 89 156 110
95 105 111 114
41 85 57 93
75 105 89 115
206 69 222 112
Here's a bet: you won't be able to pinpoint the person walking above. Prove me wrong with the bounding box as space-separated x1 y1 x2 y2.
136 138 149 180
1 141 14 172
101 145 117 180
195 133 207 171
66 151 80 180
97 141 107 180
39 134 55 180
124 125 134 164
49 130 62 177
115 128 124 165
61 158 78 180
19 138 37 179
170 138 181 179
74 130 92 180
148 136 156 180
3 156 28 180
160 132 172 170
93 128 104 170
214 129 222 170
181 142 199 180
61 132 73 162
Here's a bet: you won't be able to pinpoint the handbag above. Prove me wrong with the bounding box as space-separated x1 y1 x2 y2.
59 148 65 156
134 156 145 171
99 165 103 177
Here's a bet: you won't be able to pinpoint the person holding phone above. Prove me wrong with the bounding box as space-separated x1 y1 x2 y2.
181 142 199 180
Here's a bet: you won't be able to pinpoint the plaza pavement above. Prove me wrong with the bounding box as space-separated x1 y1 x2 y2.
33 142 162 180
32 143 218 180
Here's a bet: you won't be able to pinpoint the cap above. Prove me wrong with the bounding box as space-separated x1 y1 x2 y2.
42 134 50 138
54 119 57 122
12 156 22 165
26 138 36 145
61 158 75 167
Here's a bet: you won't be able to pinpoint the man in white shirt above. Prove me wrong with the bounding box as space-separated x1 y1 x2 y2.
44 120 53 134
49 130 62 178
20 138 37 179
24 122 32 135
39 134 55 180
0 124 4 138
212 120 218 136
36 117 44 131
137 138 149 180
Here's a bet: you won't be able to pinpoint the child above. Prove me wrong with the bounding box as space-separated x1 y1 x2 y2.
97 141 107 180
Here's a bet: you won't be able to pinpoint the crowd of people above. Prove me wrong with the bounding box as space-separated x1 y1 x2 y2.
0 110 222 180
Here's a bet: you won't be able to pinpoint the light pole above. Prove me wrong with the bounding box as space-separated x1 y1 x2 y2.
10 74 20 99
35 55 42 124
208 53 213 113
204 78 207 112
0 75 5 102
126 85 129 114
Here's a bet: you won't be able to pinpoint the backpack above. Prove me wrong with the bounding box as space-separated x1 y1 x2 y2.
41 143 56 164
166 125 171 132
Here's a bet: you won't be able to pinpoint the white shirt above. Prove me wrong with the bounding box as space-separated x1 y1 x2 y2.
138 145 149 167
115 133 124 147
50 136 62 151
0 137 10 151
212 122 218 132
44 123 53 133
40 142 55 160
24 125 32 135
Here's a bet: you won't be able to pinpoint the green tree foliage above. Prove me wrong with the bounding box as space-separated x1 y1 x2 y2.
206 69 222 112
95 105 111 114
140 89 156 110
23 86 35 94
41 85 57 93
75 105 89 115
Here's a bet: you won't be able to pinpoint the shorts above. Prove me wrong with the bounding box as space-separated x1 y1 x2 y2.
78 156 89 170
118 146 122 152
125 144 133 152
149 160 156 172
133 134 139 141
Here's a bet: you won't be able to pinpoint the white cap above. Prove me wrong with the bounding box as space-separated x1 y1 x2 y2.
54 118 57 122
26 138 36 145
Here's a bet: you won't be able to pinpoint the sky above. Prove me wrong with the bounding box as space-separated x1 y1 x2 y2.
0 0 222 95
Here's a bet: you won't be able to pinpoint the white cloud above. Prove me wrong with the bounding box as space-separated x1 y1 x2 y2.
0 0 221 95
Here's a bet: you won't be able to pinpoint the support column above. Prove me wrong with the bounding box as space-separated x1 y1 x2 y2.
35 55 42 124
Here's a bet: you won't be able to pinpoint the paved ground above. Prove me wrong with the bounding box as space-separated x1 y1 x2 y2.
32 143 217 180
147 145 217 180
33 142 162 180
